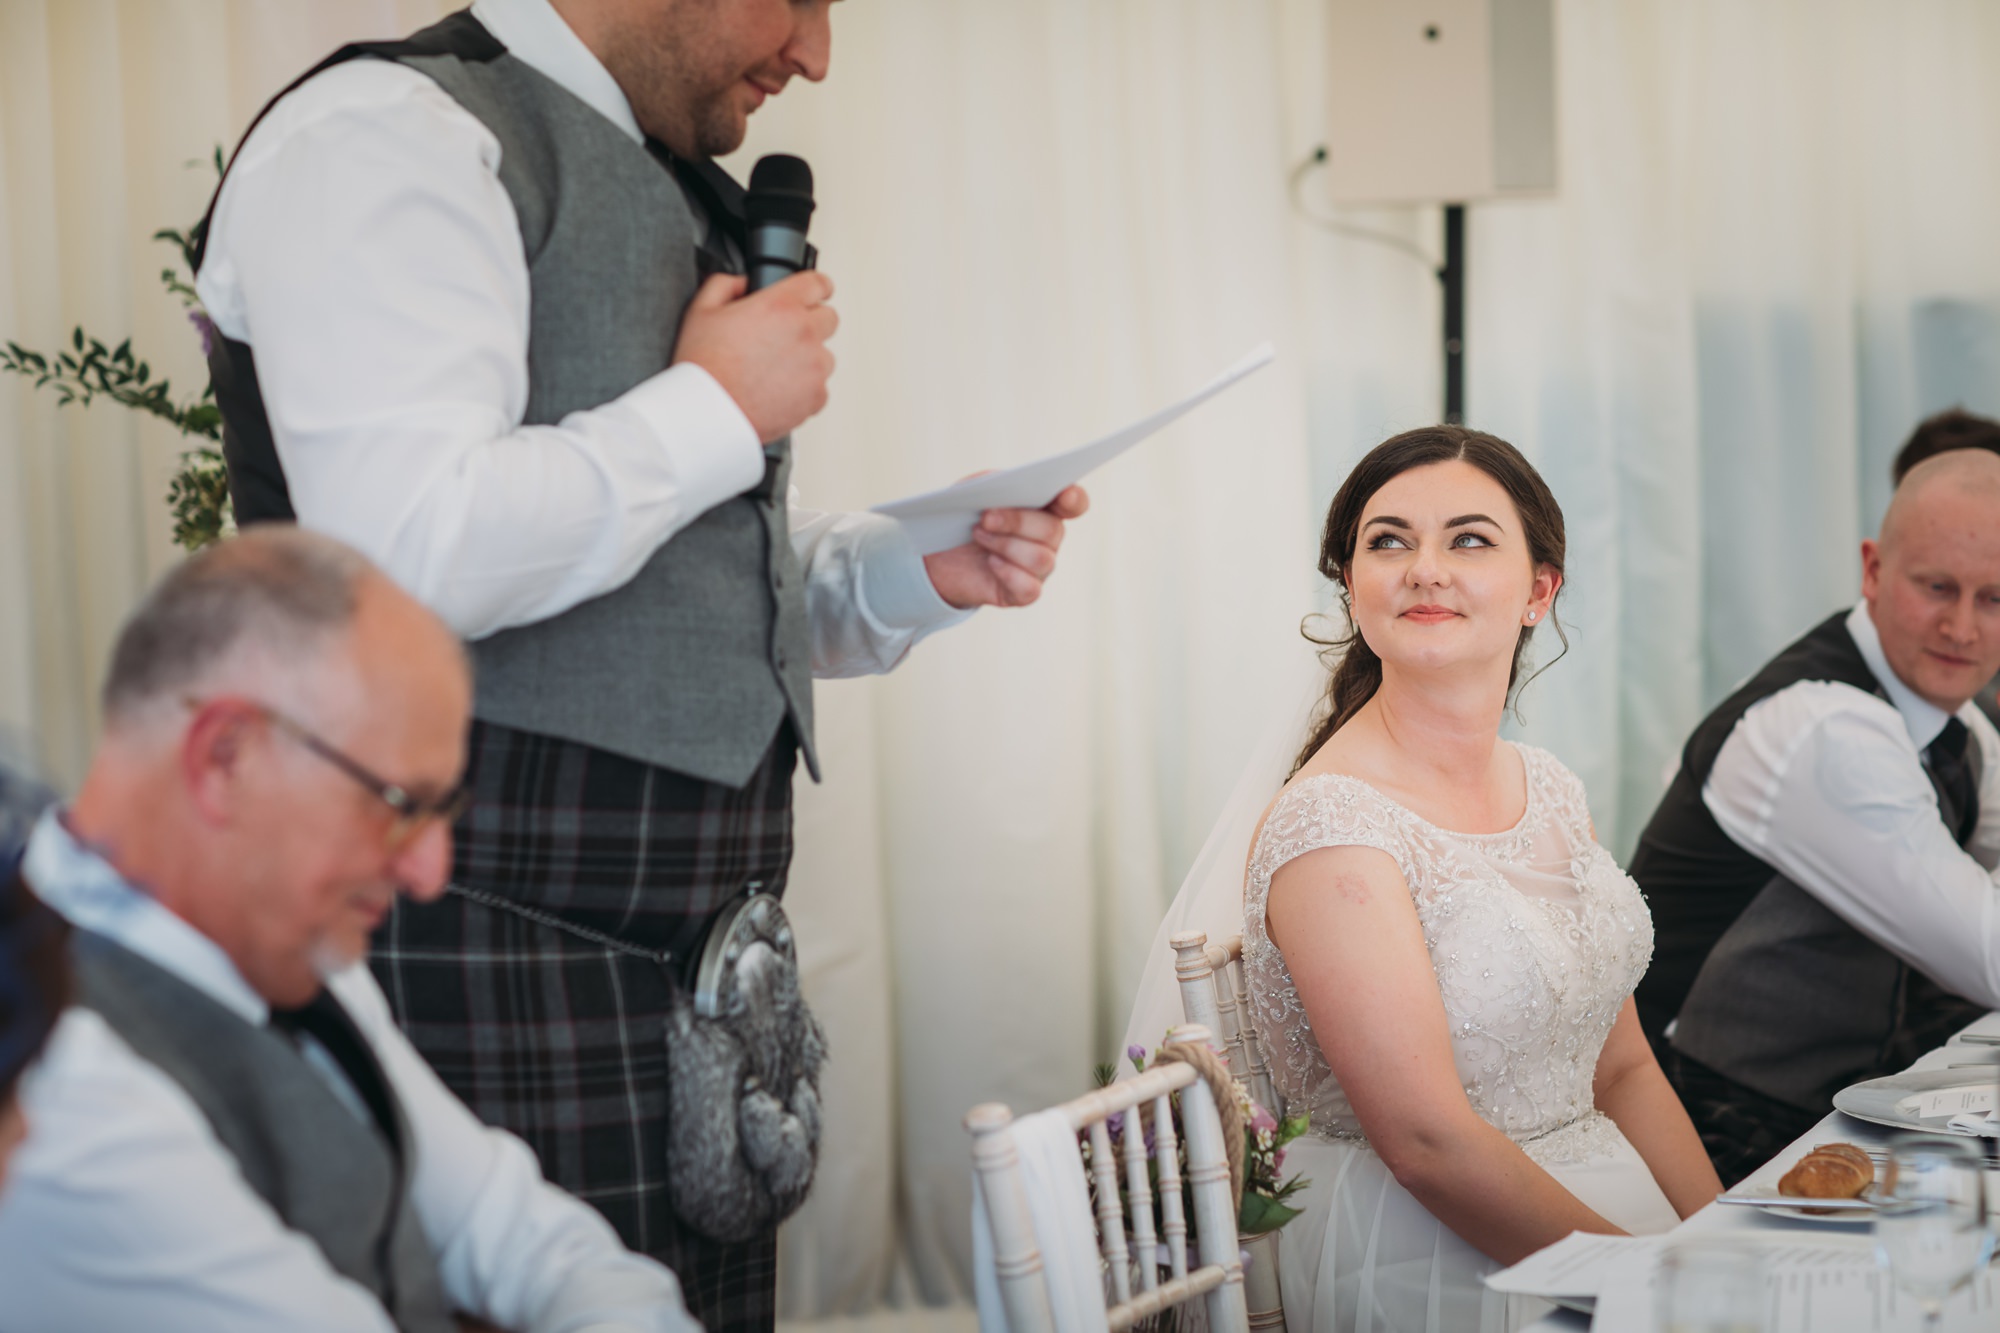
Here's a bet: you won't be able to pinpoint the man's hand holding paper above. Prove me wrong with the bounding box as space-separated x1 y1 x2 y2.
890 342 1272 609
923 485 1091 609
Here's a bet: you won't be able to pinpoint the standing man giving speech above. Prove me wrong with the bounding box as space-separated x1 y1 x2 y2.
191 1 1087 1327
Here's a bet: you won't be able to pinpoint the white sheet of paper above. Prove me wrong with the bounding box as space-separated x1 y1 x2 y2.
1483 1232 1660 1300
870 342 1276 555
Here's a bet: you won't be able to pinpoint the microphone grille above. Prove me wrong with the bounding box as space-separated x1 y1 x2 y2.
746 154 815 230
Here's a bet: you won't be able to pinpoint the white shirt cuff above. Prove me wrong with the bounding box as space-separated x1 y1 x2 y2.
847 513 969 631
615 363 765 515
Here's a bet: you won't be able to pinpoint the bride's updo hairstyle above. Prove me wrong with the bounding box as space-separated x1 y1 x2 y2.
1293 424 1567 776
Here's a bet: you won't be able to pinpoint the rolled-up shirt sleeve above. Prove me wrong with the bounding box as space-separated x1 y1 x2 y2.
195 60 763 641
1702 683 2000 1009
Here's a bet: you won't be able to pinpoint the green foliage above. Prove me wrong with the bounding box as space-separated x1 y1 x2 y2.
0 332 220 442
167 448 232 551
0 149 231 551
1237 1190 1303 1236
1238 1112 1311 1236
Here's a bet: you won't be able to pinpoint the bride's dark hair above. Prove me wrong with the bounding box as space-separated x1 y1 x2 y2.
1292 424 1568 777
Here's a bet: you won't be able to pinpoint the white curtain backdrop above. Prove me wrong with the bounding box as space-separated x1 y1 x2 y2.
4 0 2000 1321
0 0 460 783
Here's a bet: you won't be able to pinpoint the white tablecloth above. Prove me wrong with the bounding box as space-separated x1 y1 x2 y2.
1521 1014 2000 1333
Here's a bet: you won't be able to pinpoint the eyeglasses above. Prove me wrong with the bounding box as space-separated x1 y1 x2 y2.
183 696 471 849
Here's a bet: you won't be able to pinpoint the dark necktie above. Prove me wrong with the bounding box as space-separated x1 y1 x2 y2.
270 989 402 1153
1925 716 1980 850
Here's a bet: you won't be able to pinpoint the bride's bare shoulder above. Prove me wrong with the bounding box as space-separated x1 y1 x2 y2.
1286 715 1398 794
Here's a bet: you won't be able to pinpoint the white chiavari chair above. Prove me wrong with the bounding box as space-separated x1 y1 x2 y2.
1170 931 1287 1333
966 1025 1250 1333
1170 931 1278 1116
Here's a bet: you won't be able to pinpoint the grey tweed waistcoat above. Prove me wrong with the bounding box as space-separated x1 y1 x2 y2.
70 931 455 1332
200 11 814 787
1631 611 1984 1110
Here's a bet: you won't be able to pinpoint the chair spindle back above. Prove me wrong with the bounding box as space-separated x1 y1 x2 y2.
965 1025 1249 1333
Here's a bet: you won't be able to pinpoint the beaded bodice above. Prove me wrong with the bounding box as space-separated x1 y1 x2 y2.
1242 745 1653 1166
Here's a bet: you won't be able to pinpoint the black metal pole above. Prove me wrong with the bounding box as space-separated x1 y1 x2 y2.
1441 203 1466 425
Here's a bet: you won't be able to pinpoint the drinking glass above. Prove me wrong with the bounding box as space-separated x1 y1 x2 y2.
1654 1235 1768 1332
1874 1133 1994 1331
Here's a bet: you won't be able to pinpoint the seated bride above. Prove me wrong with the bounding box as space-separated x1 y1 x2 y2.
1127 426 1720 1331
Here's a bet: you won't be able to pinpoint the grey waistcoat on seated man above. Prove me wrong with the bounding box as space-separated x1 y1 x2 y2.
199 12 814 788
1630 610 1984 1111
1670 875 1979 1111
70 930 455 1333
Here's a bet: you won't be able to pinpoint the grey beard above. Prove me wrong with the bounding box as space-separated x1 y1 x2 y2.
310 932 363 983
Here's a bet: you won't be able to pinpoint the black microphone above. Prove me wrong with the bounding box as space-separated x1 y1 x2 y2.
742 155 818 501
744 154 816 293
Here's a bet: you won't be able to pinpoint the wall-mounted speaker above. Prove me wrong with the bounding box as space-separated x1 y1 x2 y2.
1322 0 1558 205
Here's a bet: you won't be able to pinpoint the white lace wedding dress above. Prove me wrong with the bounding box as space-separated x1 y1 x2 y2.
1242 743 1680 1332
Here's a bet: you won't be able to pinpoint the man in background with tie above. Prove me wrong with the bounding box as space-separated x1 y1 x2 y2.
1631 449 2000 1183
0 527 698 1332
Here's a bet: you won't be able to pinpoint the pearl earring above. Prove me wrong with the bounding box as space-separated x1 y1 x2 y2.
1526 611 1537 622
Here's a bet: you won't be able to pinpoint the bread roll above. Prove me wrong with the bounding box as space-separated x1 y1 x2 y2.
1814 1142 1873 1179
1777 1144 1873 1199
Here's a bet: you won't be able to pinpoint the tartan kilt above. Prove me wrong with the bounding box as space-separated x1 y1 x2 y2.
372 717 798 1333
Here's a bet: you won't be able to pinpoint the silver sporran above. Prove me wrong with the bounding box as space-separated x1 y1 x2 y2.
664 886 826 1243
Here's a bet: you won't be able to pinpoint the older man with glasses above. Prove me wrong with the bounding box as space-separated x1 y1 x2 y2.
0 526 697 1332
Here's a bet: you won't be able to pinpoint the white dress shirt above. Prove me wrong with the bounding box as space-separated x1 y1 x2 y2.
195 0 965 666
1702 602 2000 1008
0 814 699 1333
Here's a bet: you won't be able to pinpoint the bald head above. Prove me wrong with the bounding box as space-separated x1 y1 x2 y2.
1862 449 2000 711
1881 449 2000 551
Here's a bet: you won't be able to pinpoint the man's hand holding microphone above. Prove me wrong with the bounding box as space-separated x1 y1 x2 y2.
669 153 1085 612
674 268 837 446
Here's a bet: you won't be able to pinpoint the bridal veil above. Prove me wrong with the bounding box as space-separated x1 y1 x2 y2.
1118 645 1326 1064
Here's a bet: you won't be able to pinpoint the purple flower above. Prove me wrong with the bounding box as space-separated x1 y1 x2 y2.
188 310 217 359
1274 1147 1287 1174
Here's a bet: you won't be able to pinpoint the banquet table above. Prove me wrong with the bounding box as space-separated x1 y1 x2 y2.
1520 1012 2000 1333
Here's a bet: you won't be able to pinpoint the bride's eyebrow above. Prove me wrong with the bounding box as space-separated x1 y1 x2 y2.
1445 513 1501 528
1362 515 1411 531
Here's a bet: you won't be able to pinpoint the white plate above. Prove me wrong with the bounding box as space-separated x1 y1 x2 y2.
1831 1068 2000 1136
1748 1183 1878 1225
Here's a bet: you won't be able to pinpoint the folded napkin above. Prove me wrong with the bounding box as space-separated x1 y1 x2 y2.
1891 1082 1998 1134
972 1108 1110 1333
1947 1107 2000 1137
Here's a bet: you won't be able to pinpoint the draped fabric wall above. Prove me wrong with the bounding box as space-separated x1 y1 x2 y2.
1470 0 2000 851
4 0 1999 1320
0 0 462 786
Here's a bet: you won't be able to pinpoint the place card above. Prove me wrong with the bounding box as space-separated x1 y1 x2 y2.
1895 1085 1998 1118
